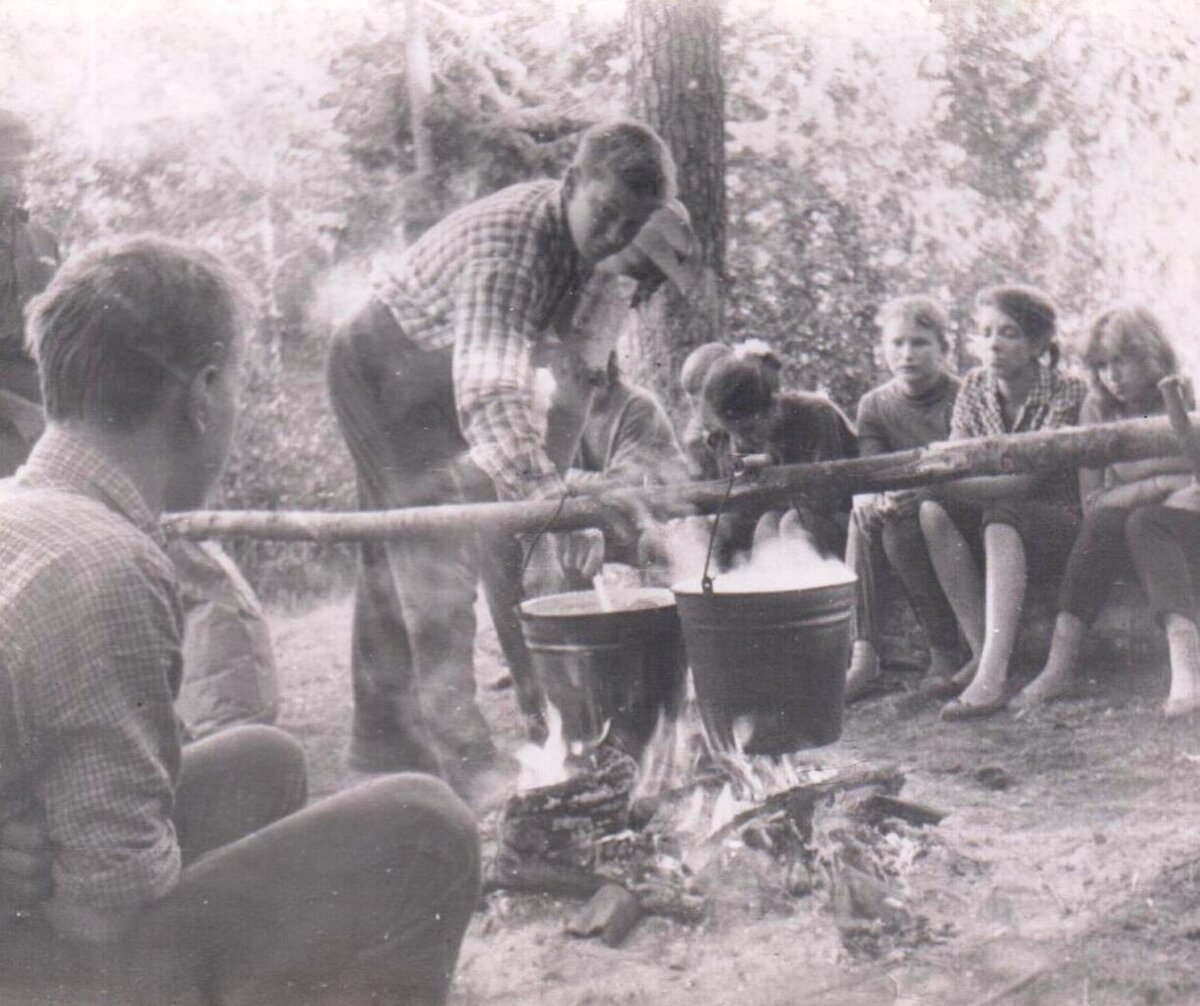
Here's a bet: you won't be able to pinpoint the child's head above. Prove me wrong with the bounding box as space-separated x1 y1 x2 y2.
701 356 777 455
1082 305 1177 411
973 285 1059 377
732 339 783 395
680 342 732 406
875 295 949 393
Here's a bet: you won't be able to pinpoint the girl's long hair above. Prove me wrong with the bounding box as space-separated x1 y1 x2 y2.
1082 305 1180 419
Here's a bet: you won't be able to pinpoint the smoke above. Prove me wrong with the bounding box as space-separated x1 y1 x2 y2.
666 508 855 594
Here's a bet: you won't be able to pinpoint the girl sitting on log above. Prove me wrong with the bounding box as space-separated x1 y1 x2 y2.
1013 307 1194 711
844 295 963 702
919 286 1088 719
1125 434 1200 718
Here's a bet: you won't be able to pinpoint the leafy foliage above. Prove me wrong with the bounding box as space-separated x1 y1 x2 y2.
2 0 1197 598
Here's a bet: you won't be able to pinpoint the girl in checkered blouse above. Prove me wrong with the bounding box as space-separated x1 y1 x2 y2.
918 286 1088 719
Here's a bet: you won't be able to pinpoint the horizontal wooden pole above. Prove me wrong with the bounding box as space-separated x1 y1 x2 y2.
163 411 1198 542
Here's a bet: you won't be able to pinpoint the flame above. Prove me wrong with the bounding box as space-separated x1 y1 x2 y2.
515 702 571 793
514 701 611 794
631 675 711 804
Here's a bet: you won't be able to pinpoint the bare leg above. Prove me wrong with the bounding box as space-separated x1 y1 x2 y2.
1012 611 1083 708
844 509 880 700
1164 613 1200 718
919 501 985 674
951 523 1025 710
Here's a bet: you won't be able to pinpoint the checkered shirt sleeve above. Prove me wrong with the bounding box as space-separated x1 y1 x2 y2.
31 541 184 910
453 254 565 501
373 182 581 501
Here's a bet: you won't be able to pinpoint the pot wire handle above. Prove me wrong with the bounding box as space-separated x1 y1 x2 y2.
701 468 740 595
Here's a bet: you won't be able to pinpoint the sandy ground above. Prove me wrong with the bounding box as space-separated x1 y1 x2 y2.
270 593 1200 1006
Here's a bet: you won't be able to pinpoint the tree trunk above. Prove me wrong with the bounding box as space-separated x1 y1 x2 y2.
403 0 442 240
627 0 726 408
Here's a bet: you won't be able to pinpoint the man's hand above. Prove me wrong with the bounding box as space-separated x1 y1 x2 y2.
0 805 54 908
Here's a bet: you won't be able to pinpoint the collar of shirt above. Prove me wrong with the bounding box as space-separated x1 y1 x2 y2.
980 361 1056 433
15 426 164 544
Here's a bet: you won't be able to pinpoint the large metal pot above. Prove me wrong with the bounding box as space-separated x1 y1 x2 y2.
673 578 855 755
519 588 685 757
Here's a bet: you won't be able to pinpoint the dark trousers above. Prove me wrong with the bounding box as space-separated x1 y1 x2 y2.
1128 504 1200 623
874 510 962 655
0 725 480 1005
1057 506 1138 624
326 300 507 783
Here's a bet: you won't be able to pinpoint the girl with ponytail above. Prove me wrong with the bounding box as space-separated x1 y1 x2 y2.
918 285 1088 718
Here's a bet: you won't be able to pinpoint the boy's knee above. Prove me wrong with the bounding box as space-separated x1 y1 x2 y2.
356 773 480 862
219 724 309 814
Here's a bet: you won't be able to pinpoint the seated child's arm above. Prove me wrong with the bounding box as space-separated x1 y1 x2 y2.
1107 455 1192 484
1093 472 1194 511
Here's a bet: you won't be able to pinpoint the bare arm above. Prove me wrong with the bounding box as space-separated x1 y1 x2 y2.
1107 455 1192 484
1092 472 1194 511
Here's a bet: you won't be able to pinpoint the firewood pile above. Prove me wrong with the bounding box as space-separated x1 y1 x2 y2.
483 708 953 955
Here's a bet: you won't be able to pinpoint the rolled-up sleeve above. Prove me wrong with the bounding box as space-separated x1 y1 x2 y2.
453 255 565 501
34 549 184 911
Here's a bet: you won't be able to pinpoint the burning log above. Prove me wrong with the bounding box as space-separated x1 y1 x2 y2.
498 746 638 871
848 794 946 830
703 763 905 848
165 412 1200 542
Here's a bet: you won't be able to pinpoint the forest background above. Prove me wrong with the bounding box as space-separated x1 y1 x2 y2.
2 0 1197 601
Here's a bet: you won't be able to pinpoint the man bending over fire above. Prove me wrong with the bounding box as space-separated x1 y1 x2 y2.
327 119 686 805
0 236 479 1005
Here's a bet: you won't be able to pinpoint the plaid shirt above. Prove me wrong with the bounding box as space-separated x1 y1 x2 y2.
0 428 183 911
372 180 588 500
950 363 1087 439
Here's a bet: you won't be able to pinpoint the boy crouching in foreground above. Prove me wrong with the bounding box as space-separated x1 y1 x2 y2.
0 236 478 1005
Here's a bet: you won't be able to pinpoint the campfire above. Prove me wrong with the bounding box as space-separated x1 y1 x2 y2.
487 519 952 954
486 690 949 955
